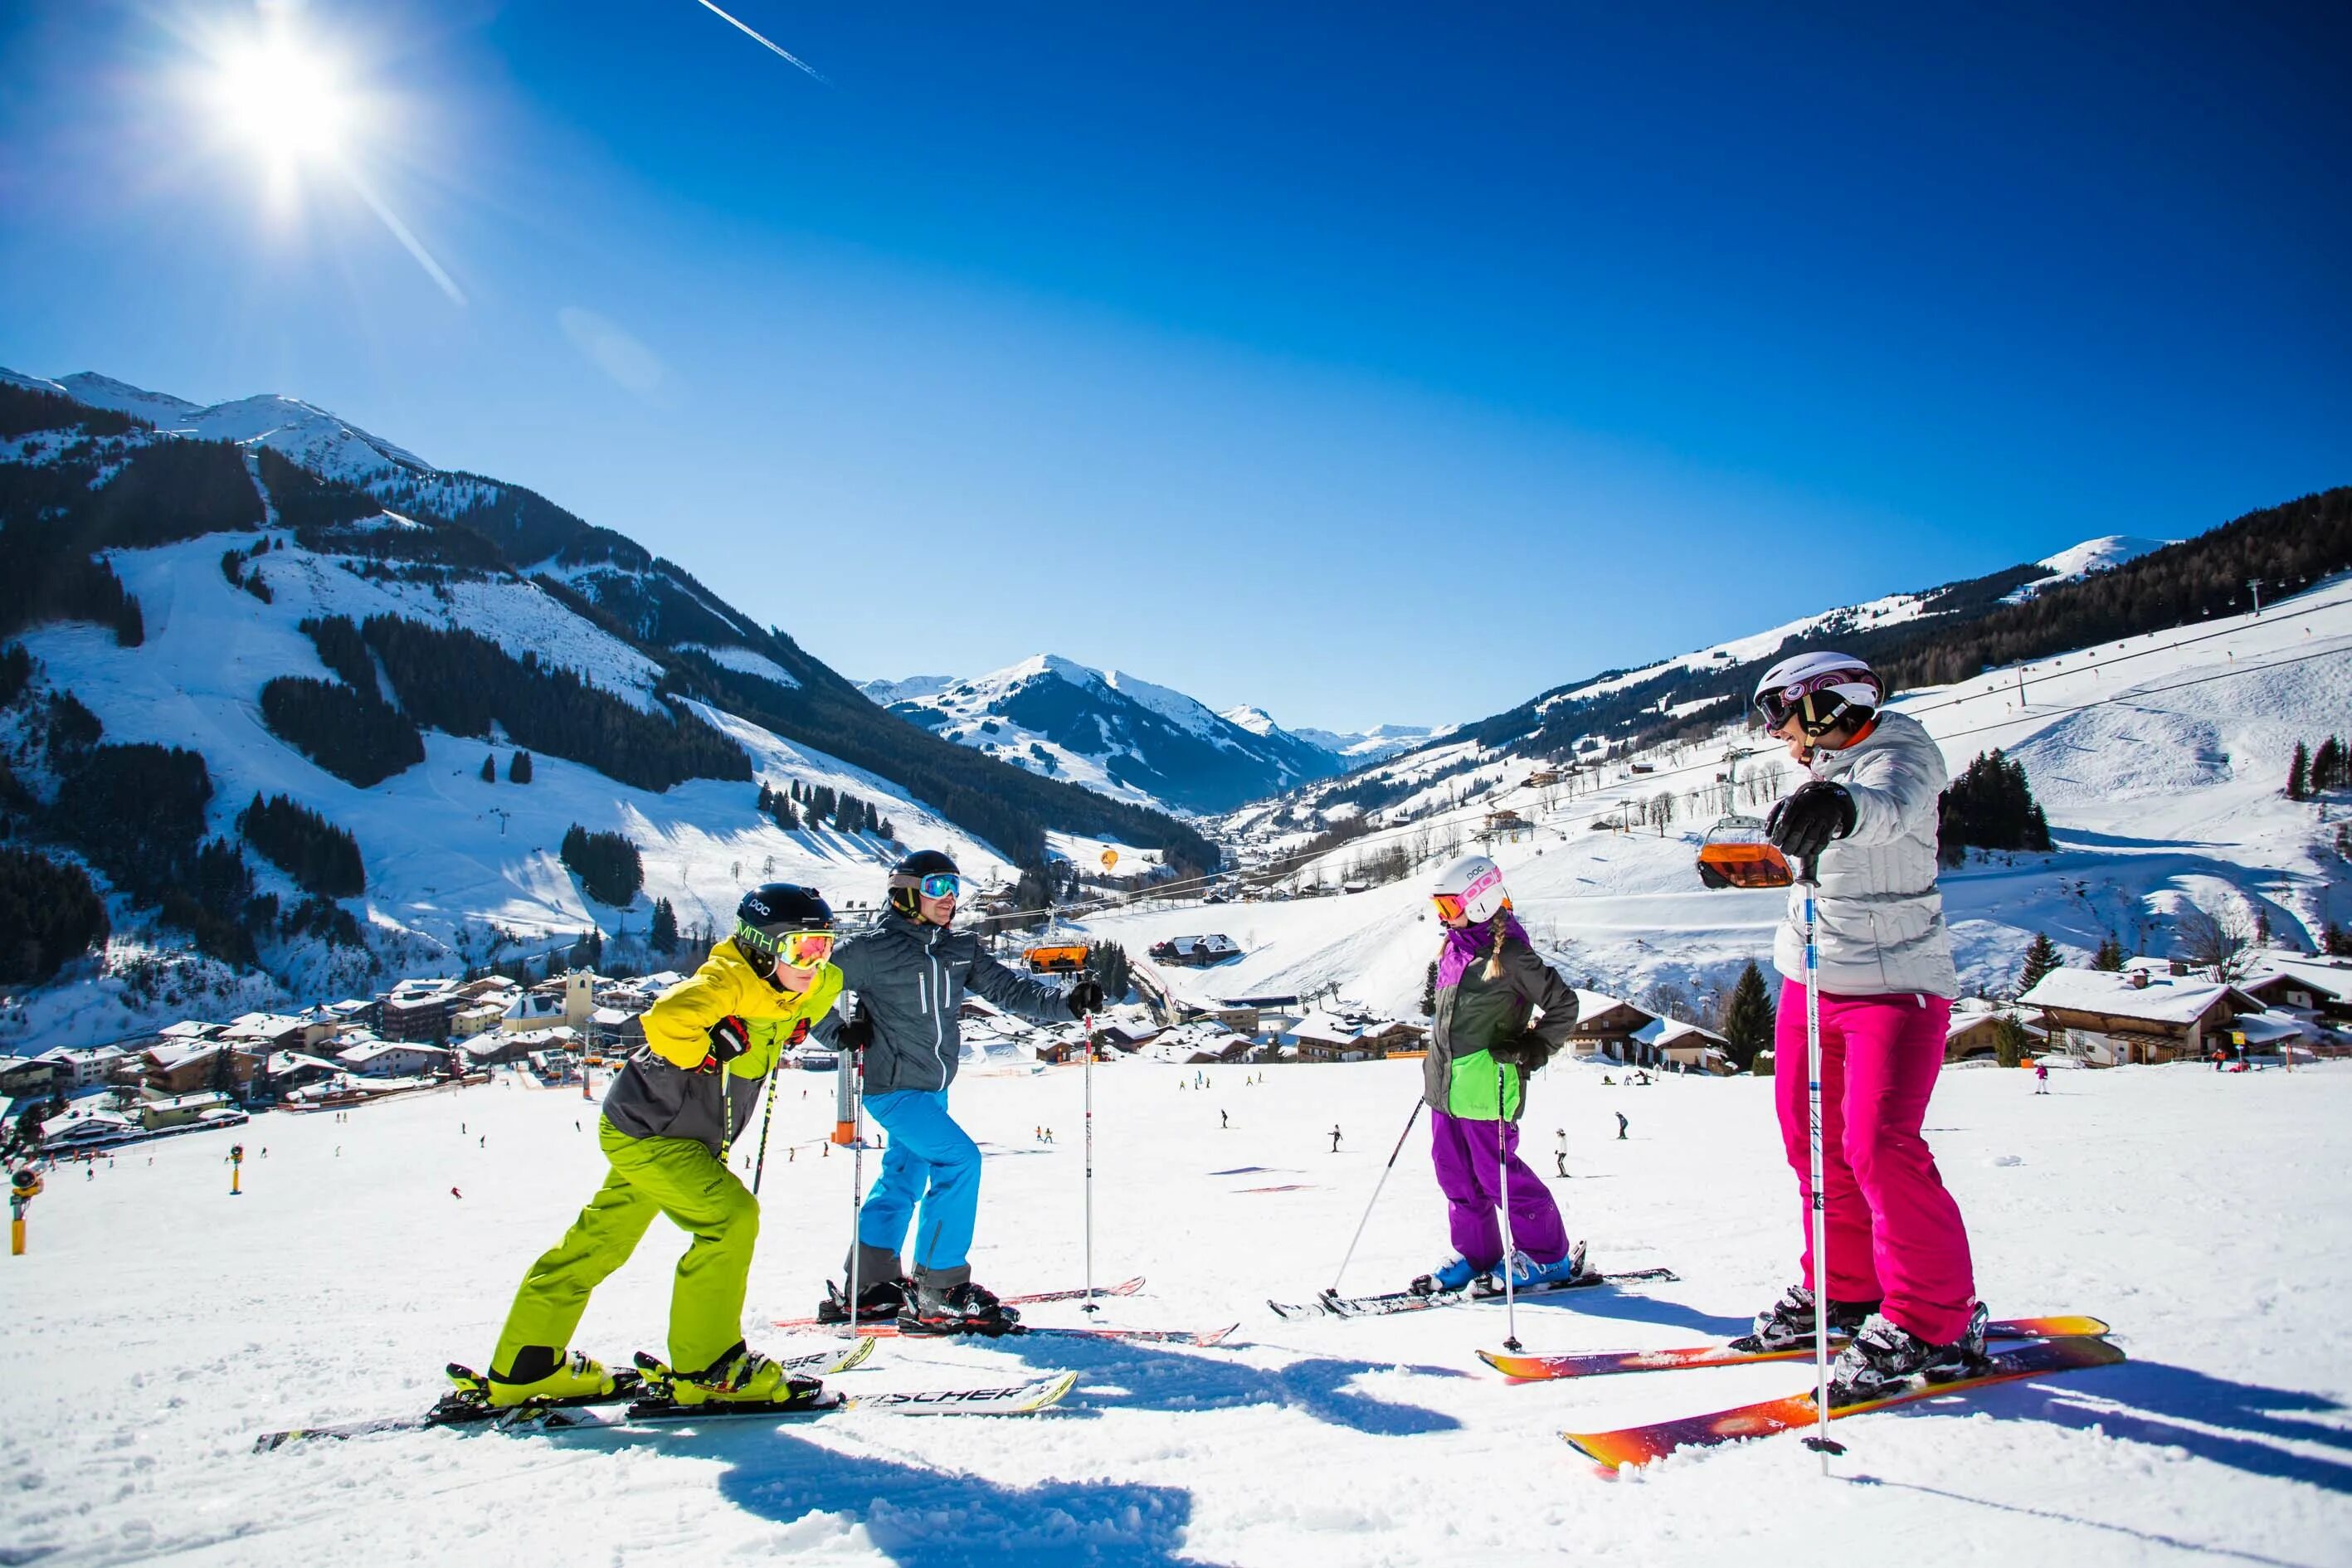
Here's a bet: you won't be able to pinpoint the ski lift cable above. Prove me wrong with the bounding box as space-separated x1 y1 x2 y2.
961 640 2350 926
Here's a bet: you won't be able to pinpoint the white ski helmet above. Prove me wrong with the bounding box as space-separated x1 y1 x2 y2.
1431 853 1509 924
1752 651 1883 739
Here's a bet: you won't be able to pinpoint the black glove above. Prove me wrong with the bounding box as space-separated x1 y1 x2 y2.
1696 858 1731 890
835 1003 874 1054
701 1015 749 1073
1065 979 1105 1018
1488 1033 1552 1069
1765 782 1857 862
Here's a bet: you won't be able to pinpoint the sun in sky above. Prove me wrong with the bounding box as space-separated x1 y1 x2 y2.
181 2 465 304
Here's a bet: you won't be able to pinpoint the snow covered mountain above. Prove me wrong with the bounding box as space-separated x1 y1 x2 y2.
0 366 1218 1040
869 655 1344 816
1283 722 1440 767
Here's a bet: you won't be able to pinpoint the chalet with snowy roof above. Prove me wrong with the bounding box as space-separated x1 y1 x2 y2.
2240 960 2352 1027
1148 933 1241 967
40 1107 139 1150
1290 1008 1426 1063
2018 969 2264 1065
379 986 460 1043
139 1040 266 1097
262 1052 346 1093
137 1091 236 1130
32 1045 132 1090
1634 1016 1735 1074
337 1040 455 1078
1563 991 1655 1064
1943 1007 2047 1064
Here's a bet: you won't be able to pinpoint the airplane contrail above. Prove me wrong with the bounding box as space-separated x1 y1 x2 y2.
689 0 830 84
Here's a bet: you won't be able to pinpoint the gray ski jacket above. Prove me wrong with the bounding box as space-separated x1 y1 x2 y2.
1770 707 1960 1000
819 911 1074 1095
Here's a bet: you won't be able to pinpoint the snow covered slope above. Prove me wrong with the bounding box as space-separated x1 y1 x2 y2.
872 654 1343 815
1079 573 2352 1022
56 372 433 483
5 1054 2347 1565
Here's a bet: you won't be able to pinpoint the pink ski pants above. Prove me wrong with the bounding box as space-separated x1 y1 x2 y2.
1775 981 1976 1345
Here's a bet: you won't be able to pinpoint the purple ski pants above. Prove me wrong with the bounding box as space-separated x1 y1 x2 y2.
1429 1108 1567 1271
1775 981 1977 1345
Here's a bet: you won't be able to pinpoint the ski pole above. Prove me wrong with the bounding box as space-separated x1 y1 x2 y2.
1327 1097 1423 1298
1495 1063 1522 1353
1082 1006 1097 1312
841 1043 866 1339
750 1047 782 1197
1799 856 1844 1466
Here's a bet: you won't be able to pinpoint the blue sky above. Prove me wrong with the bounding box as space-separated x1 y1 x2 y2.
2 2 2345 731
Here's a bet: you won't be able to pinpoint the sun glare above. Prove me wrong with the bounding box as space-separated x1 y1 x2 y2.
212 33 350 168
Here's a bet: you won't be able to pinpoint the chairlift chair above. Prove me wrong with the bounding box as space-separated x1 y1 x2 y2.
1694 815 1793 889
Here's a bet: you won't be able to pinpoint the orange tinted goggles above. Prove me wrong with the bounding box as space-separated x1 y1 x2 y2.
780 932 835 966
1430 893 1468 921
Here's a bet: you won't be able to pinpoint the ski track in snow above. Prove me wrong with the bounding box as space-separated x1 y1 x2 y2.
3 1059 2348 1565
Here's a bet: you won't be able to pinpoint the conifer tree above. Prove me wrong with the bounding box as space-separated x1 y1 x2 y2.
1720 960 1774 1071
2018 932 2063 993
509 751 533 783
650 896 679 955
2288 741 2311 801
480 755 496 782
2091 933 2126 971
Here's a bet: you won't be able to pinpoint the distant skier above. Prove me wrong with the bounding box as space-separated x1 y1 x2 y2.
1616 1112 1629 1141
1413 855 1585 1297
473 884 843 1410
1221 1110 1230 1130
1741 652 1985 1403
817 850 1098 1333
1329 1124 1342 1153
1554 1128 1568 1177
2034 1062 2049 1095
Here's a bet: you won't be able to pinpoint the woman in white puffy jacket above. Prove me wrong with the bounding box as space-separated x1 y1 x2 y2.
1742 651 1985 1405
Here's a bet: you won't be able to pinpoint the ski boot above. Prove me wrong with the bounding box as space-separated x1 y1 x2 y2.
1826 1303 1990 1407
1410 1254 1481 1298
1503 1239 1590 1291
816 1275 912 1326
640 1344 830 1410
898 1279 1021 1336
475 1347 628 1410
1731 1283 1880 1353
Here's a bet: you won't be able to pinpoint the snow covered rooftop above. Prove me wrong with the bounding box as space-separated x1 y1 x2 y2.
2017 969 2252 1025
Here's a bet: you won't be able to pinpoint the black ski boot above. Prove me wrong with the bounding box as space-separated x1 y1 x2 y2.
898 1279 1021 1336
816 1276 911 1326
1826 1303 1991 1406
1731 1283 1880 1353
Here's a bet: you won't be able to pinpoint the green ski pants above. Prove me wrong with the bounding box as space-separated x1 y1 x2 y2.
490 1119 759 1377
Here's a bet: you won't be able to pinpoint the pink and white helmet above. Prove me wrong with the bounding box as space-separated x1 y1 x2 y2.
1431 853 1509 924
1752 651 1883 738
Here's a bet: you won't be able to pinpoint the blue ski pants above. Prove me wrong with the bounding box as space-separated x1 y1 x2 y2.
853 1090 981 1283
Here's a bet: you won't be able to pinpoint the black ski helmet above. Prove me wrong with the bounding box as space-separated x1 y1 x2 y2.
887 849 960 918
733 884 834 968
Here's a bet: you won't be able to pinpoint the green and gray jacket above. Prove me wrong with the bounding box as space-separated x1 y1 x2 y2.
1426 915 1580 1122
819 911 1073 1095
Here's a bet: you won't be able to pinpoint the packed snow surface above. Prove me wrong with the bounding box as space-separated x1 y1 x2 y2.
5 1058 2348 1564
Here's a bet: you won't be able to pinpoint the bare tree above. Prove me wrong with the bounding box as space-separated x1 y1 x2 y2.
2174 898 2255 982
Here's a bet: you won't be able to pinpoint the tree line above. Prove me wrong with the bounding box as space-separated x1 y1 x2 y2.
562 824 644 907
2288 737 2350 799
237 792 365 898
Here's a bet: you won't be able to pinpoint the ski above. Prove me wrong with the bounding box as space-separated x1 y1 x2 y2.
1483 1315 2110 1381
1562 1335 2128 1470
1270 1268 1680 1321
519 1369 1080 1429
253 1340 877 1452
862 1321 1238 1346
779 1274 1145 1329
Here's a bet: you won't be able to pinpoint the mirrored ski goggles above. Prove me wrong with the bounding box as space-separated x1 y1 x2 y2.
738 923 836 965
1430 893 1469 922
913 873 961 901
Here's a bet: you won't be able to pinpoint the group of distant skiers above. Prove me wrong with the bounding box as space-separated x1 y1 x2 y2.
472 650 1985 1413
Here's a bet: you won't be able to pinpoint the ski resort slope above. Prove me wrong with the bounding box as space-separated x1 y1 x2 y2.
1088 576 2352 1019
6 533 1020 1042
3 1058 2348 1565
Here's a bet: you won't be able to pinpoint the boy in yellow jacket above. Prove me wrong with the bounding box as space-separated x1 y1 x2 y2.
472 884 842 1409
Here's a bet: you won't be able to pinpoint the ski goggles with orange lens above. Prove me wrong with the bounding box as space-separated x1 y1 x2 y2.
780 931 835 967
1430 893 1468 922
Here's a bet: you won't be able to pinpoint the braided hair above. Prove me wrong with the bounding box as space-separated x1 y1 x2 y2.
1483 907 1511 981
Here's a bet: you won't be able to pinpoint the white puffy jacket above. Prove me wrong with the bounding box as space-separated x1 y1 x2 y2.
1771 708 1959 1000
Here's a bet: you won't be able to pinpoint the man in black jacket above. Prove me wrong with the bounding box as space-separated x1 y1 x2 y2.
821 850 1099 1332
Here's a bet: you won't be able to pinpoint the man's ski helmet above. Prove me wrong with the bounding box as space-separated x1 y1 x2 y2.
1752 651 1883 740
888 850 961 918
1430 853 1509 924
734 884 835 971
